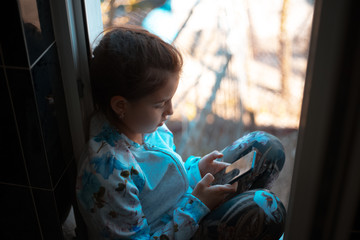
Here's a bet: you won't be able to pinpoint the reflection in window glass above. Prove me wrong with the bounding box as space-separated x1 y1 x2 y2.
19 0 41 31
100 0 314 208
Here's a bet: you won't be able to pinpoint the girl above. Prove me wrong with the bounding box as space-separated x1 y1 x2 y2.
76 25 286 240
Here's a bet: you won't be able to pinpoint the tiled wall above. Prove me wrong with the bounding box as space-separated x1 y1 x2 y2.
0 0 76 239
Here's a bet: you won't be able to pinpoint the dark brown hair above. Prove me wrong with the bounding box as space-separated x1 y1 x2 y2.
90 25 183 117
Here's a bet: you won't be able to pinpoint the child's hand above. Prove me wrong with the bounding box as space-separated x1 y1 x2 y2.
192 173 238 210
198 150 229 177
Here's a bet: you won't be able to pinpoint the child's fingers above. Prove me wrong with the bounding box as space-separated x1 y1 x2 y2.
214 151 224 159
223 184 238 192
216 161 230 169
203 150 223 163
210 162 230 176
198 173 215 187
211 183 237 193
231 181 239 191
214 151 224 160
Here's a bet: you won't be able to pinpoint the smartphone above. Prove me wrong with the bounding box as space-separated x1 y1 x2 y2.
212 149 257 185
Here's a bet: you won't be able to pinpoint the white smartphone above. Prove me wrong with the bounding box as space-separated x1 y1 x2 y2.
212 149 257 185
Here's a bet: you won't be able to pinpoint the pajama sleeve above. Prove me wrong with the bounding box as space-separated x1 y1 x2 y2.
184 156 202 189
157 125 203 190
76 153 209 240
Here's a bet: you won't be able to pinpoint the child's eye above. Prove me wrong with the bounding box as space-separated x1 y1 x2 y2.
154 102 166 108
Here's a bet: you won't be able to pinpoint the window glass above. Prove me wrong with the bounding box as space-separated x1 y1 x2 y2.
99 0 314 209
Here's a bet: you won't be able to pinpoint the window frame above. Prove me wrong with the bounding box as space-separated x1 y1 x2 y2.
51 0 360 238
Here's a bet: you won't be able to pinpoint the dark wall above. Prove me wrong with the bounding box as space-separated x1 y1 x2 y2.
0 0 75 239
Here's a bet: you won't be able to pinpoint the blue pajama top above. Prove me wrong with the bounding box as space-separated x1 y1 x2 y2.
76 113 210 240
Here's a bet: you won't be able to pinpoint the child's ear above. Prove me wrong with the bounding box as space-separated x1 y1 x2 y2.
110 96 128 117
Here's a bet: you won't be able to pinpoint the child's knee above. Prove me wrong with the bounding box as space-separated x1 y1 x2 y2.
238 189 286 239
223 189 286 239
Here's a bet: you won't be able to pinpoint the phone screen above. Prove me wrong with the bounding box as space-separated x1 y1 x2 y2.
212 149 257 185
226 150 256 174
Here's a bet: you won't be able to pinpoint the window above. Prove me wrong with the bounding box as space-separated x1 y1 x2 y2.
99 0 314 211
63 0 360 239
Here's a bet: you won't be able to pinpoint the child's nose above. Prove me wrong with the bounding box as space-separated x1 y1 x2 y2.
165 100 174 116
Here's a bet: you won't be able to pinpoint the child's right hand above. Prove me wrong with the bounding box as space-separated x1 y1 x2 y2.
192 173 238 210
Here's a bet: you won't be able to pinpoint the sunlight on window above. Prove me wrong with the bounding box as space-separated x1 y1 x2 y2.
99 0 314 208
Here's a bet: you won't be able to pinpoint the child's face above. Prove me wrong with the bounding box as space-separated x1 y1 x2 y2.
123 74 179 135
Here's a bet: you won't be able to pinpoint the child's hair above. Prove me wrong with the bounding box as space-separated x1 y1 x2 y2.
90 25 183 118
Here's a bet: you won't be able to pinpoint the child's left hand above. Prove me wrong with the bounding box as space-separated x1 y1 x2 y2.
198 150 229 178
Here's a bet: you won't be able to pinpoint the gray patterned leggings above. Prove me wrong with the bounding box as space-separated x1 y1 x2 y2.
192 131 287 240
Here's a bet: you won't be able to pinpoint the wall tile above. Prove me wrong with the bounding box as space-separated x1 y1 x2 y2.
6 68 52 189
18 0 55 65
0 1 28 67
54 160 76 225
32 44 74 186
0 43 3 66
0 184 42 239
1 1 77 240
32 188 64 240
0 68 29 185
